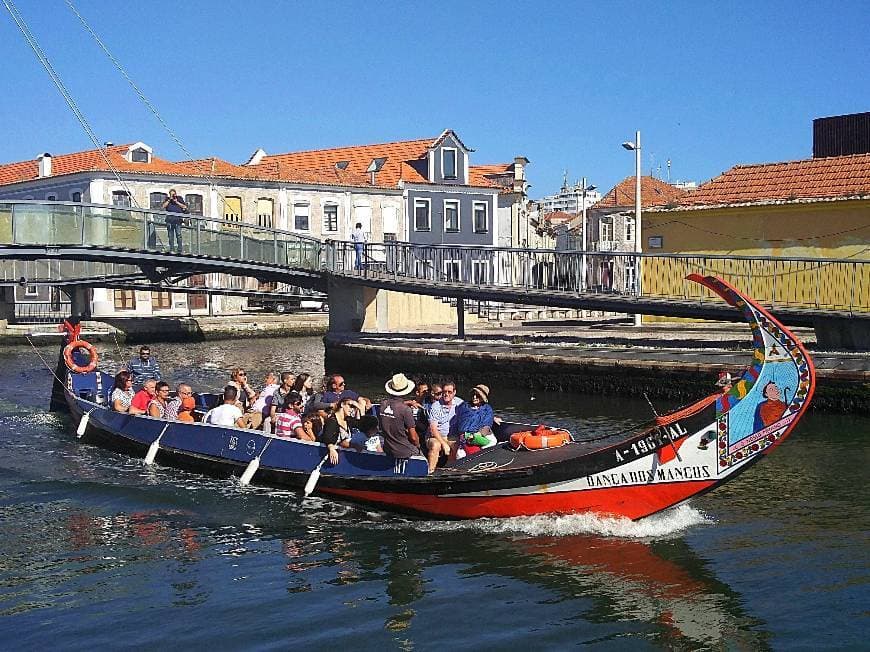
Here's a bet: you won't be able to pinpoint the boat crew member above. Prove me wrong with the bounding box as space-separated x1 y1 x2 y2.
128 346 161 389
379 373 420 462
160 189 188 253
426 380 463 473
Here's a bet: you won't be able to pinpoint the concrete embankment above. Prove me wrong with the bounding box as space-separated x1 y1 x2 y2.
0 313 328 345
325 321 870 415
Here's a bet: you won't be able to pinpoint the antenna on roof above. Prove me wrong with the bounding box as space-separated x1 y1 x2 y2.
667 159 671 183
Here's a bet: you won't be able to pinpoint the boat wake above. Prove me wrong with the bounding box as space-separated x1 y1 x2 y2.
413 504 713 540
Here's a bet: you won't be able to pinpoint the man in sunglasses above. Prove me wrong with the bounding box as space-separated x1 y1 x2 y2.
127 345 161 389
321 374 360 404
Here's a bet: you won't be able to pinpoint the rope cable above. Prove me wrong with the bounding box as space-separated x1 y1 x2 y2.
2 0 139 206
65 0 235 209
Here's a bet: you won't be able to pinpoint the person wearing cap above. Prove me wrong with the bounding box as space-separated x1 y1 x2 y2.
454 385 497 458
379 373 420 462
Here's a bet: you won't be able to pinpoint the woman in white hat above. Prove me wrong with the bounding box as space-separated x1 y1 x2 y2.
454 384 497 458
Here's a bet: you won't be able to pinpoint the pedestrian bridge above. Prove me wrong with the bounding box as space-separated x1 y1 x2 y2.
1 201 869 347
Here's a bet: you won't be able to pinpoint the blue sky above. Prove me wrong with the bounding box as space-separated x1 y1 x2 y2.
1 0 868 196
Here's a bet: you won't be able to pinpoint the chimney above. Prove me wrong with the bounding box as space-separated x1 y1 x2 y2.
513 156 529 194
37 153 52 178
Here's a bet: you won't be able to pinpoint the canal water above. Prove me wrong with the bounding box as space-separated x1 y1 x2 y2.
0 338 866 649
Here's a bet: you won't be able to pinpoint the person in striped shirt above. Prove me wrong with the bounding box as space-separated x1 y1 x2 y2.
274 391 310 440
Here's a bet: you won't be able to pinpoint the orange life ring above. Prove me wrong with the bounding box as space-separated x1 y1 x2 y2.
63 339 99 373
510 425 572 450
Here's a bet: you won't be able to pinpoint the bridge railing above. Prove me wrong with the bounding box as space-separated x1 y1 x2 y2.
326 240 870 313
0 200 323 271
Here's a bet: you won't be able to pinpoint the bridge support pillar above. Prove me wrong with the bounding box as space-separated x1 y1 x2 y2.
457 298 465 339
61 286 92 320
813 317 870 351
327 278 478 334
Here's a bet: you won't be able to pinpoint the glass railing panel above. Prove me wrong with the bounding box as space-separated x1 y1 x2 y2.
200 225 242 259
0 203 12 243
13 203 83 245
241 227 273 263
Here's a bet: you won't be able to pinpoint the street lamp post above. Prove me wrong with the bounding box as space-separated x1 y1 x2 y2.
579 177 596 291
622 130 642 326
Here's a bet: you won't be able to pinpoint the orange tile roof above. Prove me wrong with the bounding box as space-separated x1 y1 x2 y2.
0 147 387 190
259 135 502 190
0 144 191 185
594 176 687 210
258 138 435 187
541 210 575 224
469 163 514 190
673 153 870 207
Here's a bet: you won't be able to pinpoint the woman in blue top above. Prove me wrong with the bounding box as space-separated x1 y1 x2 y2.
454 385 497 457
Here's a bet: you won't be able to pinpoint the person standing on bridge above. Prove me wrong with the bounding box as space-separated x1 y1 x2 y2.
161 189 188 252
351 222 366 271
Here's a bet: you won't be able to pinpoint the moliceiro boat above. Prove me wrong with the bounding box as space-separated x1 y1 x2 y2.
59 275 815 520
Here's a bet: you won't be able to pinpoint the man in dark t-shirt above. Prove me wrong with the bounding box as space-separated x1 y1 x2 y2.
379 373 419 460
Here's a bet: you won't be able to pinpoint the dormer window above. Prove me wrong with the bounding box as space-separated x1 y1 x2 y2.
131 148 150 163
442 148 457 179
125 142 153 164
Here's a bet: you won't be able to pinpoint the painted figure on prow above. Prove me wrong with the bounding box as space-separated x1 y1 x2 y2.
754 381 788 430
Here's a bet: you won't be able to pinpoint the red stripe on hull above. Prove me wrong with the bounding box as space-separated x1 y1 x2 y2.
320 481 716 520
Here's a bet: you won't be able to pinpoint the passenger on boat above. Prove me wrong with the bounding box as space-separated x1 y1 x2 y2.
454 384 498 459
176 395 196 423
127 346 161 389
302 411 325 441
270 372 296 427
129 379 157 415
321 374 360 404
406 379 431 441
148 381 171 418
274 391 310 440
291 372 314 410
426 381 463 473
228 368 258 411
379 373 421 462
203 386 245 428
248 371 279 431
320 397 364 464
229 368 263 429
110 370 135 413
165 383 193 421
358 415 383 452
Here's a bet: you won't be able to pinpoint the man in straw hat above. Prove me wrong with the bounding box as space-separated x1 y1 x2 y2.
379 373 421 461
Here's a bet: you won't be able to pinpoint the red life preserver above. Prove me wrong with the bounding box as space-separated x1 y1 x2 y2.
63 339 99 373
510 424 572 450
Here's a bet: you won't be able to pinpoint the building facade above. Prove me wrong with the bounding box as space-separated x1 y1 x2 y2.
0 142 402 319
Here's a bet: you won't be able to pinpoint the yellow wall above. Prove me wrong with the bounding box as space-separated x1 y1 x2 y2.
642 199 870 311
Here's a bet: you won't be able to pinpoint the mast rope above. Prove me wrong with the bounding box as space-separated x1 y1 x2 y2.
2 0 140 206
65 0 235 209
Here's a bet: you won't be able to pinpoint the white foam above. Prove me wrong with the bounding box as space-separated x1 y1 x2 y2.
413 504 713 540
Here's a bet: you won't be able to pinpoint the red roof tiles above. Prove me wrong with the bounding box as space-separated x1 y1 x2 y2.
594 176 687 210
674 153 870 207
